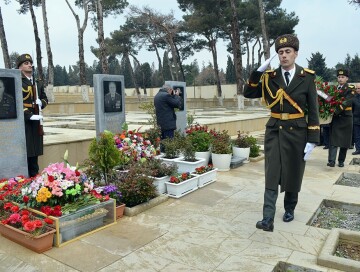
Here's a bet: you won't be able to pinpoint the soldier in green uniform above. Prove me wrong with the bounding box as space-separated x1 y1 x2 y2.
327 69 355 167
17 54 48 177
244 34 320 232
0 78 16 119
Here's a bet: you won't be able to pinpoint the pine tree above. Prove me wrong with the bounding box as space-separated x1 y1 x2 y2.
307 52 331 81
225 55 236 84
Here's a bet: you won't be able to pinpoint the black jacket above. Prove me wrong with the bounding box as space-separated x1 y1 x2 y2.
22 74 48 157
353 93 360 125
154 89 181 131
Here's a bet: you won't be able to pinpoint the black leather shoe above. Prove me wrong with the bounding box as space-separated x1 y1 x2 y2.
256 217 274 232
327 162 335 167
338 162 344 167
323 146 329 149
352 151 360 155
283 211 294 222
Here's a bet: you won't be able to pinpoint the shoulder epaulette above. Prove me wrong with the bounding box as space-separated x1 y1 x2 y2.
304 68 315 74
265 69 274 73
348 84 355 89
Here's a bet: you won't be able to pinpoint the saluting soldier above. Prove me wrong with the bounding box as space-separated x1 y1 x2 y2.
17 54 48 177
244 34 320 232
0 78 16 119
327 69 355 167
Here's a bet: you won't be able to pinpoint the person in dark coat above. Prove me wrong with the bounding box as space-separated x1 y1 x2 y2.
327 69 355 167
104 81 121 112
244 34 320 232
17 54 48 177
154 84 181 140
352 83 360 155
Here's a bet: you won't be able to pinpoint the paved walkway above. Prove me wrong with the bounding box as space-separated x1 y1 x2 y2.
1 144 359 272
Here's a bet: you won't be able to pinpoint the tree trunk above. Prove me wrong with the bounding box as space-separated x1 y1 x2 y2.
0 7 10 68
41 0 54 85
28 0 44 80
251 38 259 68
229 0 243 95
174 43 185 81
96 0 108 74
258 0 270 59
257 36 262 65
127 53 140 96
151 41 163 82
65 0 89 85
208 39 222 98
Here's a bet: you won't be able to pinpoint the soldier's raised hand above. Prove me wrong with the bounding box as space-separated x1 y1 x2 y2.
257 53 277 72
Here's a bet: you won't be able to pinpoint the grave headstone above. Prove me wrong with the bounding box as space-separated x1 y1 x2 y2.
0 69 28 178
93 74 125 137
164 81 187 134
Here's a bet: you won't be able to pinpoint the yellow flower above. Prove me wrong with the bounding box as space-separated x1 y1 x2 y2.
36 187 52 203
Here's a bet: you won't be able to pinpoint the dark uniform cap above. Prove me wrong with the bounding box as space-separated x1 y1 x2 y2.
275 34 299 52
337 68 349 77
16 54 33 68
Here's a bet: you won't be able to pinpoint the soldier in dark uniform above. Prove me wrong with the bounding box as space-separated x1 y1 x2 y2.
327 69 355 167
244 34 320 232
0 78 16 119
17 54 48 177
104 81 121 112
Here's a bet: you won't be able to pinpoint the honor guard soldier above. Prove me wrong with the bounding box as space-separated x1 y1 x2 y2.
17 54 48 177
244 34 320 232
327 69 355 167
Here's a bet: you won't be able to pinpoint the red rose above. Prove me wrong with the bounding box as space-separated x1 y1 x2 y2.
44 218 53 225
48 175 55 182
23 221 36 232
10 205 20 213
23 195 29 203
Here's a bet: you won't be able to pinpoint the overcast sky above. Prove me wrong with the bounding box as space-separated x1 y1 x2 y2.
0 0 359 72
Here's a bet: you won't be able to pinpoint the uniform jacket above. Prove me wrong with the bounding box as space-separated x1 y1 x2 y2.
244 64 320 193
329 83 355 148
154 89 181 131
353 93 360 125
0 93 16 119
22 74 48 157
104 92 122 112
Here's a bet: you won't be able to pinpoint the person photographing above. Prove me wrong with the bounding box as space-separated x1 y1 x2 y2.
17 54 48 177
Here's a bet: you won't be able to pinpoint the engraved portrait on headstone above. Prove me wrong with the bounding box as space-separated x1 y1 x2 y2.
104 81 122 113
0 77 17 119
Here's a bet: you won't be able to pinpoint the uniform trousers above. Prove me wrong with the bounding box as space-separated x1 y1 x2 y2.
328 145 347 164
27 156 39 177
263 188 298 218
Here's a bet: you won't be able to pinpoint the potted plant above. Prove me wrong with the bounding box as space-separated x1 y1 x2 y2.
175 136 206 173
160 135 182 165
142 158 178 194
192 164 217 188
165 172 198 198
210 130 232 171
232 131 252 161
0 201 56 253
186 124 212 165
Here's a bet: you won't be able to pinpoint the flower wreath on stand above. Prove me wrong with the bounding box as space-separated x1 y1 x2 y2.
315 76 343 120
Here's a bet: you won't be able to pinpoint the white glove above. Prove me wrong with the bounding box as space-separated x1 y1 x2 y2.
303 143 316 161
30 115 43 121
257 53 277 72
36 98 42 108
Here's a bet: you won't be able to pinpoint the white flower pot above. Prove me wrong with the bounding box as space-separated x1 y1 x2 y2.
165 176 198 198
160 156 182 167
193 168 218 188
174 157 206 173
195 151 211 166
152 175 170 195
232 146 250 162
211 153 232 171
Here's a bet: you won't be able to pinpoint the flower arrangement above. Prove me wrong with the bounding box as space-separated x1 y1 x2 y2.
315 77 343 119
0 176 32 202
194 164 214 174
114 124 157 163
0 202 53 236
94 184 123 205
169 172 193 184
186 124 213 152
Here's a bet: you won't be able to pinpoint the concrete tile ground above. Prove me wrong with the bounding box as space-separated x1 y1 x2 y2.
1 145 359 272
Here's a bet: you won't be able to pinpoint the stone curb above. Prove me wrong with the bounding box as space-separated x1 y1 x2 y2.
249 153 264 162
124 194 169 217
317 228 360 272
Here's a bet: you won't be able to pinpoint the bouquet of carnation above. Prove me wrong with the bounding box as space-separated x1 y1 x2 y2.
20 162 97 212
194 164 214 175
0 176 32 202
0 202 54 236
315 77 344 120
114 124 157 162
169 172 193 184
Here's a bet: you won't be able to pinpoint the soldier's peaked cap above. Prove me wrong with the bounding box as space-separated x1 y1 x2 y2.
275 34 299 52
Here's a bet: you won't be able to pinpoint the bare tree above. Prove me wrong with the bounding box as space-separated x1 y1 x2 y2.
258 0 269 59
65 0 90 84
41 0 53 85
94 0 108 74
0 6 10 68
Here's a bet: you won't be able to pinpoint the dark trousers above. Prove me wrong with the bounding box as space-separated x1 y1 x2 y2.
322 125 330 147
27 156 39 177
263 188 298 218
354 124 360 151
328 145 348 163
